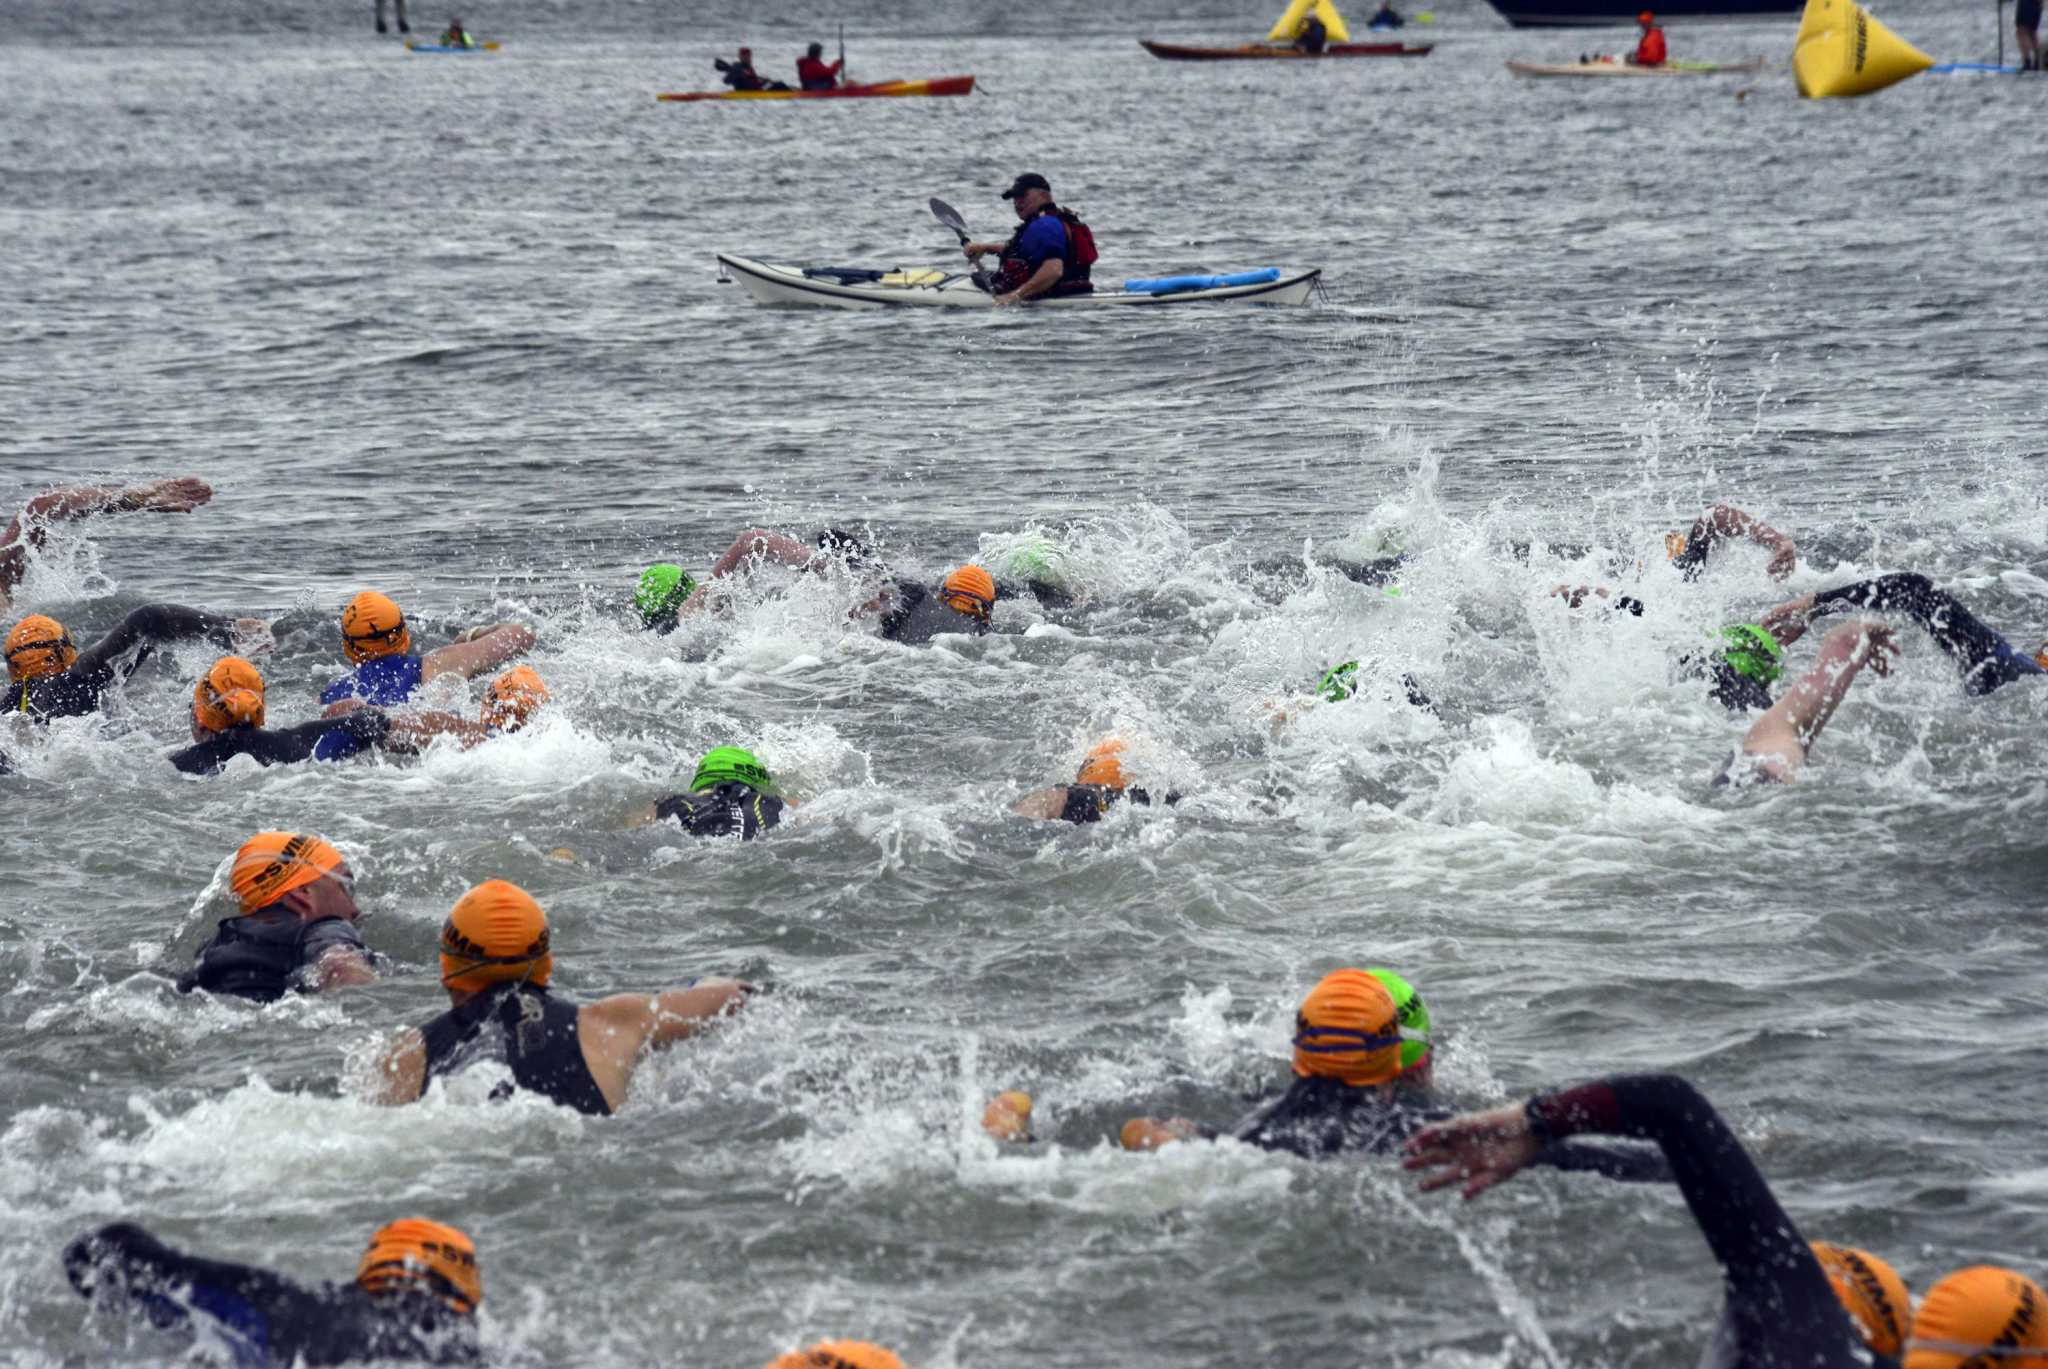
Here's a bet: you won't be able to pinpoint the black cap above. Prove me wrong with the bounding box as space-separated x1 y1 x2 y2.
1000 172 1051 201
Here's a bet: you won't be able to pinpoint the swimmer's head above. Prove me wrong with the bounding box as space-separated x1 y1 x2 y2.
1075 737 1126 790
1366 967 1434 1082
230 831 347 914
1811 1242 1911 1358
1316 660 1360 702
635 564 696 629
1002 537 1068 584
341 591 411 664
1717 624 1785 684
4 614 76 681
439 879 552 991
356 1219 481 1318
765 1343 907 1369
691 745 775 795
481 665 548 733
938 565 996 621
1907 1266 2048 1369
2036 641 2048 672
193 657 266 733
1292 968 1402 1087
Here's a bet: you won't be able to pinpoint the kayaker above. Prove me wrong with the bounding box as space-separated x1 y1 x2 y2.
1369 3 1406 28
1 476 214 616
961 173 1098 305
375 0 410 34
439 17 474 48
796 41 843 90
1294 12 1330 51
715 47 787 92
1631 10 1667 65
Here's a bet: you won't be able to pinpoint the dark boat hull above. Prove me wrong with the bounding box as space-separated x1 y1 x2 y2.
1139 39 1434 58
1484 0 1795 24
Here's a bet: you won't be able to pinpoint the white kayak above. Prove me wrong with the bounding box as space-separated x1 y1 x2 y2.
716 254 1322 309
1506 57 1765 77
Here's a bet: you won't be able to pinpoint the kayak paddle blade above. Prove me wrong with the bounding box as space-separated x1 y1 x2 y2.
929 197 970 242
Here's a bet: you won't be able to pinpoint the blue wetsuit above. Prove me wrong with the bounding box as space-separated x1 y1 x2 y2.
321 655 424 708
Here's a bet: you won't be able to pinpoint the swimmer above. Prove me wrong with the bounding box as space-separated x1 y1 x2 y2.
367 879 751 1115
672 526 879 617
66 1217 479 1365
1270 659 1436 725
1717 619 1897 785
1403 1073 2048 1368
178 831 376 1000
639 745 790 839
1666 503 1799 582
362 664 551 753
5 604 268 722
634 563 697 634
766 1344 907 1369
1013 737 1177 823
320 591 533 709
1119 968 1666 1177
169 657 395 774
0 476 213 615
1759 572 2046 697
878 564 997 645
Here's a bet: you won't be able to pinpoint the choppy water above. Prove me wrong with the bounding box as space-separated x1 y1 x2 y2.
4 1 2045 1364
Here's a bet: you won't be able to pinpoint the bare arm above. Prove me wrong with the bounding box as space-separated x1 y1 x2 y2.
998 258 1065 305
1011 786 1070 820
1688 504 1797 580
1737 620 1896 782
366 1028 428 1106
1756 591 1818 649
0 478 214 601
419 621 534 683
380 710 491 753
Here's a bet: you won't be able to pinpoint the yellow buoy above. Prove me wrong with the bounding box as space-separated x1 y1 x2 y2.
1267 0 1353 44
1792 0 1931 98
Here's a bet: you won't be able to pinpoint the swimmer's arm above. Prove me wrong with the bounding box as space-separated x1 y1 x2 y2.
71 605 264 682
710 529 814 579
587 980 753 1054
1756 592 1818 649
420 621 534 684
378 711 489 753
310 946 376 992
1690 505 1797 580
1012 786 1069 820
1119 1117 1205 1151
1736 620 1896 782
366 1029 428 1106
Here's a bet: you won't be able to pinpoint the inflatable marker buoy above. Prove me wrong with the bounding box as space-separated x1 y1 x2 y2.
1268 0 1353 43
1792 0 1931 98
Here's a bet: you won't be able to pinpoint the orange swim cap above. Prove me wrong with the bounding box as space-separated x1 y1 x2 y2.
230 831 345 914
1907 1267 2048 1369
1075 737 1126 790
764 1343 908 1369
1811 1242 1912 1358
341 591 411 664
4 614 77 681
1292 968 1402 1087
938 565 996 620
481 665 548 733
1664 531 1689 561
439 879 552 990
192 656 266 733
356 1218 482 1317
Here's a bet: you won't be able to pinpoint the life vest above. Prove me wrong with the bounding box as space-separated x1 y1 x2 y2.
994 205 1098 295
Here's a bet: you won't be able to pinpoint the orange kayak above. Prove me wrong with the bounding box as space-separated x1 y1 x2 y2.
657 75 975 102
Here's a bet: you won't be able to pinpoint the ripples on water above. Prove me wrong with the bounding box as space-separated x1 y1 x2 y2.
3 1 2045 1363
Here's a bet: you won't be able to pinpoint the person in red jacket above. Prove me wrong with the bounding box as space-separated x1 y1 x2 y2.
795 41 842 90
1632 10 1668 65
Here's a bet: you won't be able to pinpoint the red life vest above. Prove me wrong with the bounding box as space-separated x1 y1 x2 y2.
1633 26 1667 64
994 205 1098 295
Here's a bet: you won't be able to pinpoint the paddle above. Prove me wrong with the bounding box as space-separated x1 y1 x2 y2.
839 21 849 86
930 197 994 292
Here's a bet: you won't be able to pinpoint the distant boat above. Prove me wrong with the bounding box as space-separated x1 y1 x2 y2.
1140 39 1432 58
1483 0 1796 25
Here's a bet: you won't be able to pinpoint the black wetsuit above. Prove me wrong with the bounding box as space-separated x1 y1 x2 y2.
1058 783 1175 825
1524 1073 1873 1368
654 781 786 839
64 1222 477 1366
177 910 371 1003
420 982 611 1116
169 711 392 776
878 581 991 645
1808 572 2044 696
1226 1076 1671 1182
11 604 237 721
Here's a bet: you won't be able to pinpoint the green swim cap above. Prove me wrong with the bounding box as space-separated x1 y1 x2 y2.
1316 660 1360 702
1717 623 1785 684
635 564 695 626
691 745 774 795
1002 538 1067 585
1367 968 1432 1073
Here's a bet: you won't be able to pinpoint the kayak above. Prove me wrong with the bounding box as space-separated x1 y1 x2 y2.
1139 40 1434 59
1506 56 1764 75
716 254 1321 309
658 76 975 102
404 40 500 53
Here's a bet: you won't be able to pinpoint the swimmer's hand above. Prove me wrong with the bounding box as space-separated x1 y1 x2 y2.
1846 622 1900 678
231 617 274 655
1403 1103 1541 1199
1757 592 1817 648
1764 534 1797 581
130 477 213 514
1549 583 1609 609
